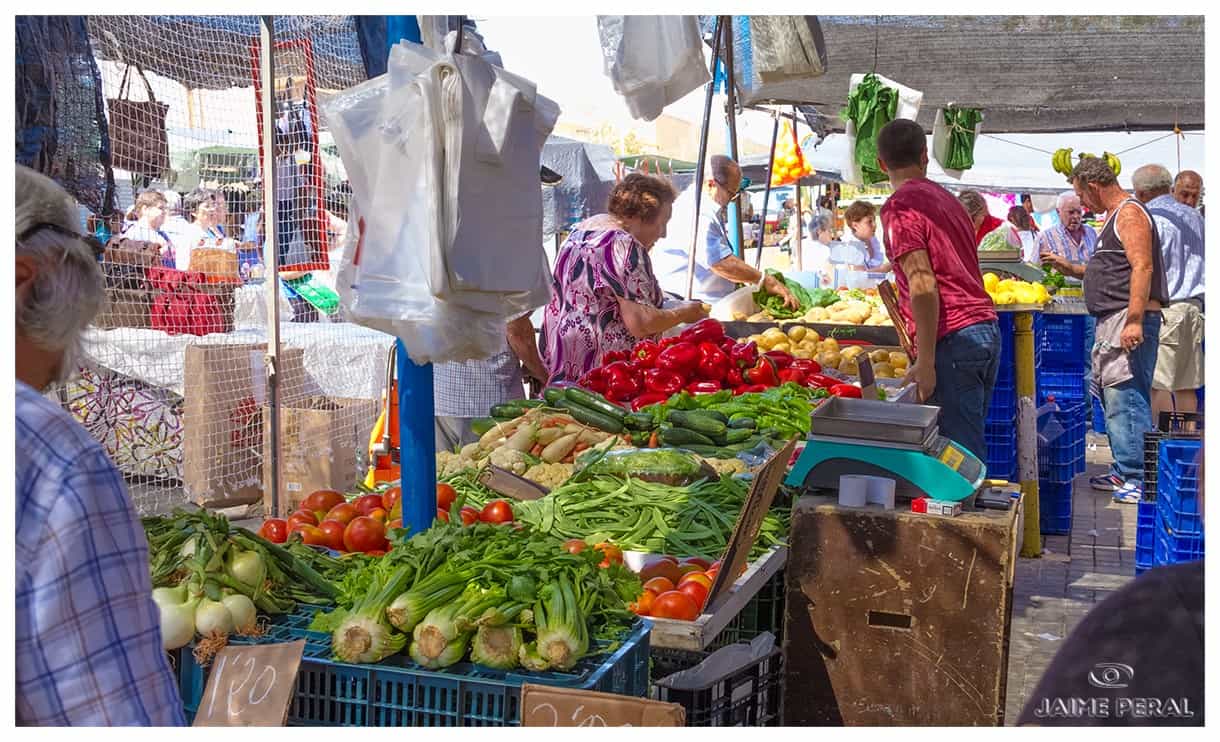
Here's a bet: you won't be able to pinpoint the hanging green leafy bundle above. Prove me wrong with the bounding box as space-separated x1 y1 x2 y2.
942 107 983 171
841 74 899 185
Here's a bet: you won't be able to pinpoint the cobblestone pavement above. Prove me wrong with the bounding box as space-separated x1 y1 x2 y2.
1004 433 1137 724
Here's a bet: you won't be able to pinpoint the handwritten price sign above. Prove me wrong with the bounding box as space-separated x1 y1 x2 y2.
193 641 305 726
520 683 684 727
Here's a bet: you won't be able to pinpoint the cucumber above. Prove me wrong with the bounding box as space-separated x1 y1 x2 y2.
668 410 728 438
490 403 528 419
623 412 656 431
543 387 567 407
564 388 627 422
519 399 544 408
728 416 757 429
760 427 784 439
701 410 729 425
679 443 726 457
470 417 499 437
723 428 754 445
660 426 715 447
564 402 626 434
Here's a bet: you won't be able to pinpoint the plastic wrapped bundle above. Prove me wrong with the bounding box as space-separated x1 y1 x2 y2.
710 16 828 106
597 15 710 122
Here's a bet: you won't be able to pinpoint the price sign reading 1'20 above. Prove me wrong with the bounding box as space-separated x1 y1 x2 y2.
193 640 305 726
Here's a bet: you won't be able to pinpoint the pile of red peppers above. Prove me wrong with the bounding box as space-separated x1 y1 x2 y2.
578 319 863 411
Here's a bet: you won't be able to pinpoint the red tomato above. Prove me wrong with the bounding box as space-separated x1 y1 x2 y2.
709 560 723 571
365 550 387 557
344 516 388 553
257 518 288 544
287 509 318 531
380 485 402 512
681 557 712 571
353 494 384 517
301 489 345 517
628 590 656 616
290 523 326 547
325 503 359 526
676 563 704 577
563 539 588 555
679 572 713 591
436 483 458 511
367 508 388 523
594 542 624 568
639 559 683 584
651 590 700 621
678 581 709 609
479 500 514 524
643 577 676 595
317 520 347 552
459 507 480 526
436 509 450 523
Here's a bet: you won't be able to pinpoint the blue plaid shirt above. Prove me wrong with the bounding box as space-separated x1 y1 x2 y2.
16 380 185 726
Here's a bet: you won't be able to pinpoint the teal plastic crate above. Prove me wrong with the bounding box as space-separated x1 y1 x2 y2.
179 611 650 726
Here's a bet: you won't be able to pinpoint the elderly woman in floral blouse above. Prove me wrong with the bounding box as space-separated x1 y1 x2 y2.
540 174 708 385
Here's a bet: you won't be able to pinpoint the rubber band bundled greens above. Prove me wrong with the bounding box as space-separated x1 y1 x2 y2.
941 106 983 171
841 73 899 185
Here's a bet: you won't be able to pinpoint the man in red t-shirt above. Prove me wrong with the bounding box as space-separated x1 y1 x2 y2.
876 119 1000 461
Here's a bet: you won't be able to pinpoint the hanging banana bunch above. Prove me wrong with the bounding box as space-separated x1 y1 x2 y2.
1051 148 1122 177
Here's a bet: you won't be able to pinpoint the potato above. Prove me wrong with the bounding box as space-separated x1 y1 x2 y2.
799 339 819 352
819 351 842 369
748 334 766 346
869 350 891 364
805 330 822 343
762 327 787 345
793 348 813 360
841 345 865 360
787 325 807 343
873 362 895 378
732 311 749 321
839 359 859 376
769 341 791 353
821 337 840 352
890 352 910 369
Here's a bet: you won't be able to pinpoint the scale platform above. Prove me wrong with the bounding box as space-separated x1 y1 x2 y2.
785 397 987 503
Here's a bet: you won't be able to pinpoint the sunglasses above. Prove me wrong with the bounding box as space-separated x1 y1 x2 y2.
19 221 106 258
714 176 752 199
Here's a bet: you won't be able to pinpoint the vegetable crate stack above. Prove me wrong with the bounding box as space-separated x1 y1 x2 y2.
1152 439 1204 567
1035 399 1088 535
984 314 1043 481
1036 314 1089 405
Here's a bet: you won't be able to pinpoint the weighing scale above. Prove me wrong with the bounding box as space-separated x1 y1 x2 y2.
977 249 1045 283
785 397 987 503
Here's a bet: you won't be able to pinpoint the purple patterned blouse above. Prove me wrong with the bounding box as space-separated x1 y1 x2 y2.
540 214 664 385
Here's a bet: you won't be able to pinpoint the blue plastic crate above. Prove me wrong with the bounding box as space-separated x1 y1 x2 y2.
1135 501 1156 575
995 313 1044 388
1153 520 1204 566
179 611 651 726
1037 400 1087 482
1038 369 1089 405
1039 314 1089 369
987 384 1016 425
1039 480 1073 535
984 423 1016 475
1160 439 1202 480
1157 466 1202 536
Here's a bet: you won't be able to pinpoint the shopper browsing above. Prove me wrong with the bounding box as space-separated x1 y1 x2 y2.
874 119 1001 461
119 190 177 268
1173 170 1203 209
15 166 185 726
958 190 1005 247
835 199 891 272
1037 192 1098 284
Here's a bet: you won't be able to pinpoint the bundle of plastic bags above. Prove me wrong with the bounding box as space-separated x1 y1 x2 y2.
324 35 559 364
725 16 828 106
597 15 709 122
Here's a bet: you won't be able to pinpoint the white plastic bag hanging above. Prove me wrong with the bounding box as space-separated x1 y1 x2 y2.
597 15 709 122
841 73 924 186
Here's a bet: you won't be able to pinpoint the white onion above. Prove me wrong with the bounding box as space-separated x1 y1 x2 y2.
222 594 258 634
227 550 266 589
159 595 199 650
195 597 235 637
152 585 187 609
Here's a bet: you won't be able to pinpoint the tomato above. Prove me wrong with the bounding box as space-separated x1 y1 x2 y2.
344 516 388 553
638 559 683 585
705 567 720 583
436 509 450 523
459 507 480 526
353 494 384 517
436 483 458 511
563 539 588 555
367 508 388 523
709 560 723 572
257 518 288 544
628 590 656 616
678 572 713 591
290 523 326 547
380 485 402 512
325 502 359 526
387 519 403 530
681 557 712 571
651 590 700 621
678 580 709 609
317 520 347 552
480 500 514 524
301 489 345 517
594 542 624 568
287 509 318 531
643 577 675 595
676 563 704 577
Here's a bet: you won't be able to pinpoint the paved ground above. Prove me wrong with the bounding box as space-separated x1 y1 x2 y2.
1003 433 1138 724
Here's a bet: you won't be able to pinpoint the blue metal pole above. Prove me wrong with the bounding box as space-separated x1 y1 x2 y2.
384 16 435 537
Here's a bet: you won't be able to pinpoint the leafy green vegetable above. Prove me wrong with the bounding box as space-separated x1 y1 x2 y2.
807 287 842 308
941 106 983 171
841 73 899 185
754 269 813 319
1042 265 1067 291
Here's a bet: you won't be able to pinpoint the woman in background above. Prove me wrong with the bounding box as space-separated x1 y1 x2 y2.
119 190 176 268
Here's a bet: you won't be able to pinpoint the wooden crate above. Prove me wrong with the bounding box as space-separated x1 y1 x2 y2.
782 495 1020 726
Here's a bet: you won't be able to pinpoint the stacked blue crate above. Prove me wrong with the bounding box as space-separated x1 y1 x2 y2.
1153 439 1204 566
985 313 1038 481
1037 314 1089 405
1037 399 1088 535
1135 500 1156 575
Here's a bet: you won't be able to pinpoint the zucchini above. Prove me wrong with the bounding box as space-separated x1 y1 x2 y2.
490 403 528 419
470 418 499 437
543 387 567 407
723 428 754 445
623 412 656 431
760 427 784 439
564 388 627 421
668 410 728 438
728 414 757 429
564 402 625 434
700 410 729 425
660 426 715 447
519 399 544 408
679 443 725 457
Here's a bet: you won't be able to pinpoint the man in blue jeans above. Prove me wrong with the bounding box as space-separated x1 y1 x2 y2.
1061 157 1169 502
875 119 1000 461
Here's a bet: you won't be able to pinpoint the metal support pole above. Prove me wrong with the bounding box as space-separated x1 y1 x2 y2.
755 113 780 270
721 16 744 258
793 116 803 272
1015 310 1042 558
685 16 723 300
259 15 283 517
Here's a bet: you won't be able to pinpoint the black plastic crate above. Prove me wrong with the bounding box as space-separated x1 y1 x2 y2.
1142 412 1203 501
652 648 783 726
708 570 786 650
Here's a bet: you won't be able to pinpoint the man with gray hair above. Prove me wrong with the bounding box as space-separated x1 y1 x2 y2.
652 154 799 307
1133 164 1205 420
15 166 185 725
1172 170 1203 210
1037 191 1098 284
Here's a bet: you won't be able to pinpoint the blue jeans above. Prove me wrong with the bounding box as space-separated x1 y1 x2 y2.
928 321 1001 462
1100 312 1163 484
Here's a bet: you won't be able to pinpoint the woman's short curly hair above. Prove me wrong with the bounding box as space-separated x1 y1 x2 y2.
607 174 678 224
843 200 875 225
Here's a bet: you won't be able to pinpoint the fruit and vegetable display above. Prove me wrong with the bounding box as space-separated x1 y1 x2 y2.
260 486 401 555
737 326 907 382
142 510 344 652
982 272 1051 306
308 520 642 670
639 384 820 450
752 269 837 320
443 404 622 476
768 120 814 187
626 555 746 621
733 287 894 326
1042 265 1068 293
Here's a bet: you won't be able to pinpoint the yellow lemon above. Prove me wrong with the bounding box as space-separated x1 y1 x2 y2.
983 272 1000 292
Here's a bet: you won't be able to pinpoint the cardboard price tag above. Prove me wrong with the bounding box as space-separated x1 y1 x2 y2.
192 641 305 726
520 684 685 727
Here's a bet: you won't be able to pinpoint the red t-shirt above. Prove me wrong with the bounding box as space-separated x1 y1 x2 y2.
881 177 997 342
975 213 1005 246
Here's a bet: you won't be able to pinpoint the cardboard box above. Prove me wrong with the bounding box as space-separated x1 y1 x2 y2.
182 344 306 509
262 396 378 515
189 247 241 284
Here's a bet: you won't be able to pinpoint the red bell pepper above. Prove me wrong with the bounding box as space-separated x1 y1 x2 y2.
789 359 822 376
643 367 684 396
630 392 669 411
579 368 608 394
729 341 759 369
602 349 630 364
725 367 744 387
778 368 806 385
744 356 779 387
632 340 661 369
763 350 794 370
686 380 722 395
829 384 863 398
718 337 737 355
804 372 840 389
696 342 731 382
603 361 641 402
606 381 640 403
658 336 682 349
678 318 726 346
656 341 700 375
734 383 769 395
